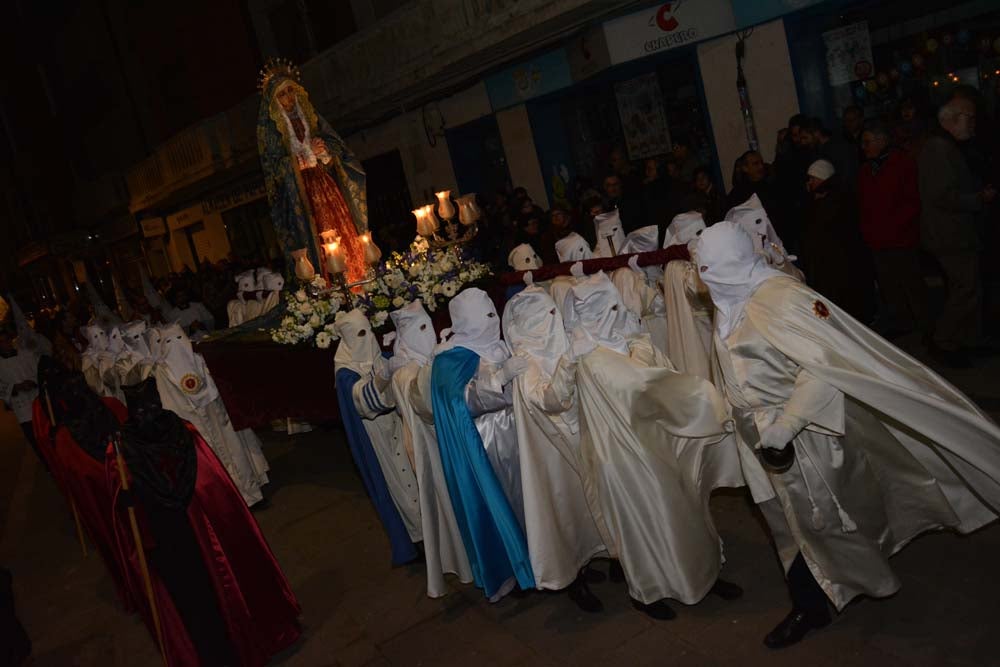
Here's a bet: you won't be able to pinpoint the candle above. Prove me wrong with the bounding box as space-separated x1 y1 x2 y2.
423 205 440 233
325 242 346 274
436 190 455 220
361 233 382 265
413 207 433 237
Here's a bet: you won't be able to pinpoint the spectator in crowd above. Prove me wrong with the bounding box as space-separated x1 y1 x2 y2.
919 98 997 367
727 150 782 222
512 209 545 254
671 139 699 183
579 194 604 246
773 114 816 252
640 157 674 233
858 120 928 340
842 104 865 148
691 166 727 224
602 173 645 234
537 206 574 265
892 97 928 161
609 146 642 194
800 159 875 323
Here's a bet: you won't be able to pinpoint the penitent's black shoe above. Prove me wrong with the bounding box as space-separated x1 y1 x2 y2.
631 597 676 621
581 564 607 585
763 607 831 649
567 575 603 613
710 578 744 600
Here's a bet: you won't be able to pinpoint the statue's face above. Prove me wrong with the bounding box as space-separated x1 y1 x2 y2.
276 85 297 112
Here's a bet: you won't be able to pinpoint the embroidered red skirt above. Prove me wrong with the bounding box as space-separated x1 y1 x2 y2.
300 166 367 283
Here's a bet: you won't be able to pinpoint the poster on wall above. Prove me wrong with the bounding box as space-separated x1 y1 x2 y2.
603 0 736 65
822 21 873 86
614 73 672 160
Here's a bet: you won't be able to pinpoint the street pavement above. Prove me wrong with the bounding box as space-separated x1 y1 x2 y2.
1 336 998 666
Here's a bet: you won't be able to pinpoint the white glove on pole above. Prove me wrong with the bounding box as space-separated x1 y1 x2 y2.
758 421 798 450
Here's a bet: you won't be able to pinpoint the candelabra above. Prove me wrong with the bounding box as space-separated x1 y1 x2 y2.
413 191 480 249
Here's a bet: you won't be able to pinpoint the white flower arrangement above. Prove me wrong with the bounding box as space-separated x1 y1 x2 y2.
269 286 343 346
348 237 492 328
271 236 492 344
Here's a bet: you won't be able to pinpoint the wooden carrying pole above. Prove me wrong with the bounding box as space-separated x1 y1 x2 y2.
112 436 168 667
43 391 88 558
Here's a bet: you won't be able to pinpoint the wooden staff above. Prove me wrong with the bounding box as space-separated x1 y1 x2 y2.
43 390 88 558
112 435 168 667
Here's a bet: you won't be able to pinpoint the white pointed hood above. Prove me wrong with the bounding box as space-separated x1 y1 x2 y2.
106 325 125 357
621 225 659 254
663 211 706 249
333 308 380 376
81 324 109 359
693 221 784 340
507 243 543 271
724 194 792 263
437 287 510 364
564 271 639 356
593 210 626 258
503 286 568 377
235 270 257 302
555 232 592 263
389 300 436 367
158 322 219 407
145 326 164 364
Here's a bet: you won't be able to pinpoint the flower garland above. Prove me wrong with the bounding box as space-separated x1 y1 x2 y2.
269 238 492 347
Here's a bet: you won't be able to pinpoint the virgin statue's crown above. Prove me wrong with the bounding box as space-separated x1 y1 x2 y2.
258 57 301 92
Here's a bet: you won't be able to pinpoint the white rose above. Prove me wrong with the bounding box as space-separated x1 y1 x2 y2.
308 314 322 328
408 263 421 278
299 302 314 315
295 289 308 302
371 311 389 328
315 332 332 349
392 296 405 308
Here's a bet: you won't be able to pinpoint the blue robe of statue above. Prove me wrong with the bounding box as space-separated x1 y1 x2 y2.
430 347 534 597
335 367 417 566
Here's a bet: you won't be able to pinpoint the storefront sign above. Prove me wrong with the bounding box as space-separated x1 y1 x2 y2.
140 217 167 238
603 0 736 65
567 27 611 82
731 0 826 29
202 180 266 214
615 73 672 160
167 204 203 231
822 21 873 86
485 49 574 110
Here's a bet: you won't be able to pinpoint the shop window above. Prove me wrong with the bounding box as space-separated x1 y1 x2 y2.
362 150 413 253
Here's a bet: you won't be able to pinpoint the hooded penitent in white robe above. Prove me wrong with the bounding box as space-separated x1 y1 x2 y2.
334 309 421 542
614 225 668 354
507 244 543 272
695 222 1000 610
153 323 269 506
661 212 714 381
387 301 473 597
549 233 593 326
81 325 114 398
592 210 627 259
436 288 524 525
115 320 152 387
725 194 803 281
503 286 607 590
257 269 285 316
227 271 263 328
565 272 742 605
7 294 51 358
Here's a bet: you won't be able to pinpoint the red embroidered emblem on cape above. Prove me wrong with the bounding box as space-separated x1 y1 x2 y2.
180 373 203 394
813 300 830 319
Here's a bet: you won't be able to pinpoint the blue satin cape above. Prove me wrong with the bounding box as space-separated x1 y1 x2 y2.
335 367 417 566
430 347 534 596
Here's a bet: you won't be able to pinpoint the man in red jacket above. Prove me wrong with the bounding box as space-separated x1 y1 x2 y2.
858 122 928 339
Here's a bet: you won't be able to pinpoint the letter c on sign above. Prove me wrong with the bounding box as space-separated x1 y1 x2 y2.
656 3 679 32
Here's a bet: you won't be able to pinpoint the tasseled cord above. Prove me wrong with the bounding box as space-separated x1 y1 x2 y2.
796 444 857 534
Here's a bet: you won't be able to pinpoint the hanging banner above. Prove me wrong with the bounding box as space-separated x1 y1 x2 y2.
615 73 672 160
603 0 736 65
822 21 873 86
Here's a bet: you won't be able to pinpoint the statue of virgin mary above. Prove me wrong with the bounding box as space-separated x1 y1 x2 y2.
257 59 368 283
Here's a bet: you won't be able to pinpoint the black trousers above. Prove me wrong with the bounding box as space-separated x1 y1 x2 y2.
788 553 829 617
